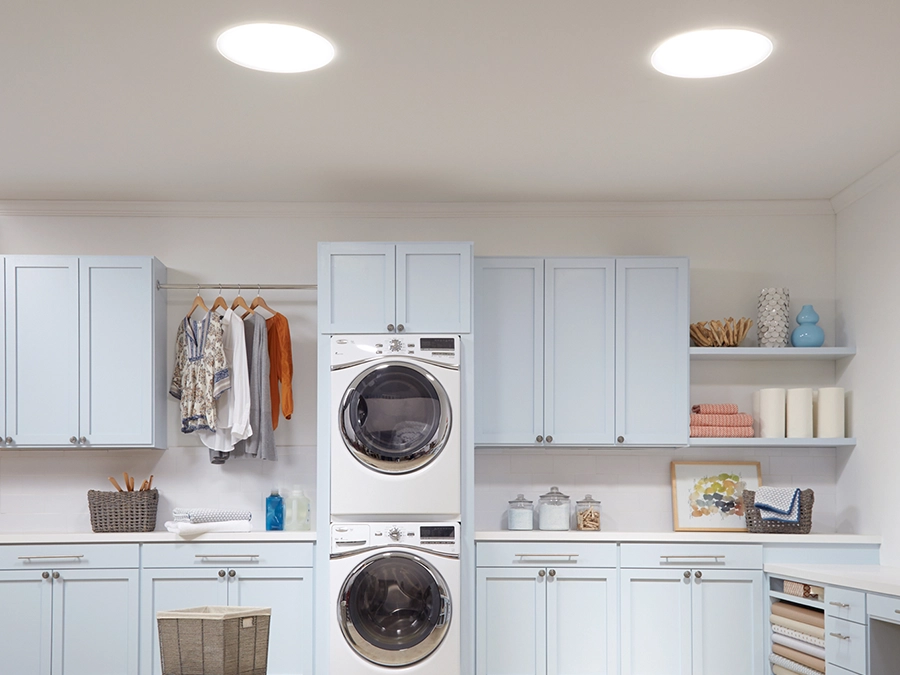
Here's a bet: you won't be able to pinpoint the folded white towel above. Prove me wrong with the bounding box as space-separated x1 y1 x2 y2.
755 486 801 523
771 632 826 659
769 653 822 675
771 624 825 648
172 508 252 524
165 520 253 537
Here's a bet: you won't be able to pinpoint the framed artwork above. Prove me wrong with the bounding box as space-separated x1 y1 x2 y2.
671 461 762 531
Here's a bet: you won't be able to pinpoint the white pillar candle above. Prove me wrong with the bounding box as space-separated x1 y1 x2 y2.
816 387 845 438
786 388 813 438
759 388 786 438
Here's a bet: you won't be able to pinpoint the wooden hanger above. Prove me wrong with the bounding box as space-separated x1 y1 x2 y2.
210 285 228 314
186 286 209 319
231 285 253 315
249 286 276 317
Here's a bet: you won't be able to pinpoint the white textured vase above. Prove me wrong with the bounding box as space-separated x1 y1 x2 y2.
757 287 790 347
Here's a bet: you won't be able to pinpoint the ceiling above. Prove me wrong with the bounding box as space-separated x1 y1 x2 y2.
2 1 900 203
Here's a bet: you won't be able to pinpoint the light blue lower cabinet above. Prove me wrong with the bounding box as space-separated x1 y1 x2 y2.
0 569 53 675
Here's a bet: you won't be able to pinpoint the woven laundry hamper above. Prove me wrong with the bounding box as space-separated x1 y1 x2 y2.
157 606 271 675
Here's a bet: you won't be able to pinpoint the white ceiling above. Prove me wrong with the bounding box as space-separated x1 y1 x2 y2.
2 1 900 203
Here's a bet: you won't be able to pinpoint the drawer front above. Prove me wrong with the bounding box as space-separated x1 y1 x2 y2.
827 665 862 675
620 543 762 569
867 592 900 623
141 542 313 568
476 542 617 568
826 616 867 675
0 543 139 569
827 586 867 624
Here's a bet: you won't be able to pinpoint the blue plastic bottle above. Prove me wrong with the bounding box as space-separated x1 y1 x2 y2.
266 489 284 531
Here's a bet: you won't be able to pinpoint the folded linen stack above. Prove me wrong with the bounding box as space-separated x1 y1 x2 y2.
165 507 253 537
690 403 754 438
783 580 824 600
755 487 802 523
769 600 826 674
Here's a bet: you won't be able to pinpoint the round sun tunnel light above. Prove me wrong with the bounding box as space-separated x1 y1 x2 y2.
651 29 772 78
216 23 334 73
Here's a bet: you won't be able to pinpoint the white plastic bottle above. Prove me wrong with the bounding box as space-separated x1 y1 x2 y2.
285 486 311 531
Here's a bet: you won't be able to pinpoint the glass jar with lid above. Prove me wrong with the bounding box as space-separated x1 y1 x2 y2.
576 494 601 530
538 486 570 531
507 494 533 530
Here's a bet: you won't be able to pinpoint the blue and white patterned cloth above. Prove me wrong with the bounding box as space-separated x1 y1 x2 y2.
754 487 801 523
173 508 252 524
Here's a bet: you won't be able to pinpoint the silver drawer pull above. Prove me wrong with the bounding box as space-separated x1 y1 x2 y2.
195 554 260 559
335 540 367 546
660 555 725 562
895 609 900 615
18 555 84 560
829 601 850 608
515 553 580 558
829 632 850 641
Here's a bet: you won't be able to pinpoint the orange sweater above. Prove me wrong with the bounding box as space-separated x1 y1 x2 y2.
265 313 293 429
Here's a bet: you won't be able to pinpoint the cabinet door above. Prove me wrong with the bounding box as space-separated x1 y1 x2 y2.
544 259 615 445
1 257 5 443
476 567 547 675
474 258 544 445
318 243 396 333
0 570 52 675
547 568 617 675
615 258 689 446
620 569 692 675
396 243 471 333
5 256 80 446
52 568 139 675
140 568 227 675
79 257 155 447
691 570 763 675
228 568 314 675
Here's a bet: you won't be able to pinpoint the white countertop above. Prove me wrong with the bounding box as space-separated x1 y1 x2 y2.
0 531 317 544
476 531 882 545
765 563 900 597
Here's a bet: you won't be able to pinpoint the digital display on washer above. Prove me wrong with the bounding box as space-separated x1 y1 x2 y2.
420 526 455 539
420 338 455 351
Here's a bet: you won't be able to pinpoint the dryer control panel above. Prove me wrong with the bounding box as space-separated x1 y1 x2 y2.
331 335 460 367
331 521 460 555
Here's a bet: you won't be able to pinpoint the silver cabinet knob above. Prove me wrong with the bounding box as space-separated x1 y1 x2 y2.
538 570 546 577
548 569 556 577
4 437 11 445
228 570 236 578
79 437 87 444
69 436 78 444
397 324 405 332
546 436 553 443
52 571 60 579
218 570 226 578
387 324 395 332
695 571 702 579
536 435 543 443
42 571 50 579
683 571 691 579
617 436 625 444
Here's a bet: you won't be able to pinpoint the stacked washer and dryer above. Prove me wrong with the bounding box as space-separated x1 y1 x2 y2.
329 335 462 674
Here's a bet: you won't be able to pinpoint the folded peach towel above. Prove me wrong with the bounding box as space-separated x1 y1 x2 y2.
692 403 739 415
772 644 825 673
690 426 755 438
771 601 825 628
690 413 754 427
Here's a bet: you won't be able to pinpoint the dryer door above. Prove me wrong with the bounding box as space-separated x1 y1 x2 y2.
338 551 452 666
339 362 452 473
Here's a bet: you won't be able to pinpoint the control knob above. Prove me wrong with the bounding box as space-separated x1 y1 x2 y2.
388 527 403 542
388 339 403 353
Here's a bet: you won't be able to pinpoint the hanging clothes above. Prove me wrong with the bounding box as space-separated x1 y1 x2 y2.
265 312 294 430
169 311 231 433
234 313 276 460
198 308 252 463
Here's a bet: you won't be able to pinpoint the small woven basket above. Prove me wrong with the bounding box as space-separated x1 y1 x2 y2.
87 489 159 532
743 489 814 534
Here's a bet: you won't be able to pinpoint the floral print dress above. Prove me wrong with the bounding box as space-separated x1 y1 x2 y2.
169 311 231 433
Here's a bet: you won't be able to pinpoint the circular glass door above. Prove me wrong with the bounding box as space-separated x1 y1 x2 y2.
339 362 452 474
338 551 451 666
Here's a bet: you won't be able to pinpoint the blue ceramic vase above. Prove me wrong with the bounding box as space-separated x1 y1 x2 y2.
791 305 825 347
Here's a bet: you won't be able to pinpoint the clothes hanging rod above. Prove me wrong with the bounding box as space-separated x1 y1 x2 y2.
157 282 316 291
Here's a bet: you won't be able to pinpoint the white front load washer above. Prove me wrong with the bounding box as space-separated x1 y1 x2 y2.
330 522 460 674
330 335 460 518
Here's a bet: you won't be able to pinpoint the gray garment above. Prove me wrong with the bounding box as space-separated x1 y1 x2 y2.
234 314 276 460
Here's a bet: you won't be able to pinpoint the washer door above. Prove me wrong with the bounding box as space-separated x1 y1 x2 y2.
339 362 452 474
338 551 452 667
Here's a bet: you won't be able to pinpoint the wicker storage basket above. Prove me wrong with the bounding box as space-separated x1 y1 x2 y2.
87 489 159 532
743 489 814 534
157 606 271 675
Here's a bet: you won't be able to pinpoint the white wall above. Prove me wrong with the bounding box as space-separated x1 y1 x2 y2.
0 201 842 533
836 171 900 564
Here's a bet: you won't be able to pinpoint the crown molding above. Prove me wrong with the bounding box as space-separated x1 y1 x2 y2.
0 199 835 219
831 150 900 213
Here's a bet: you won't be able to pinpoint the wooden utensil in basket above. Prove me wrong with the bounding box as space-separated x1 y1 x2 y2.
690 317 753 347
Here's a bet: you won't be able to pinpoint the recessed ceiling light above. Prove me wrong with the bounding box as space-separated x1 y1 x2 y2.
651 29 772 78
216 23 334 73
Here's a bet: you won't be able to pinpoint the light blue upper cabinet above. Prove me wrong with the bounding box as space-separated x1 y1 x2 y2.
319 242 472 334
615 257 689 446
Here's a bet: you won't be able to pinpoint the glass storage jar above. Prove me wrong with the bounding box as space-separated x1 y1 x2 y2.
507 494 534 530
538 486 570 531
576 494 601 530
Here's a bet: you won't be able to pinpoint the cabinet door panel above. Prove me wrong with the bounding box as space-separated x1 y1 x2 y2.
0 570 52 675
1 257 5 441
79 257 153 446
140 569 227 675
691 570 763 675
544 259 615 445
396 243 471 333
547 568 617 675
474 258 544 445
53 569 139 675
318 243 395 333
616 258 689 445
5 256 79 446
620 569 692 675
476 567 546 675
228 568 314 675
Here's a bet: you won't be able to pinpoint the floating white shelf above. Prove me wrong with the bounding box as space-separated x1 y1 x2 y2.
689 437 856 448
690 347 855 361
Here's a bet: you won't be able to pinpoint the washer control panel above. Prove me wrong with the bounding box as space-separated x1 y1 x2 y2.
331 335 460 367
331 521 460 555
